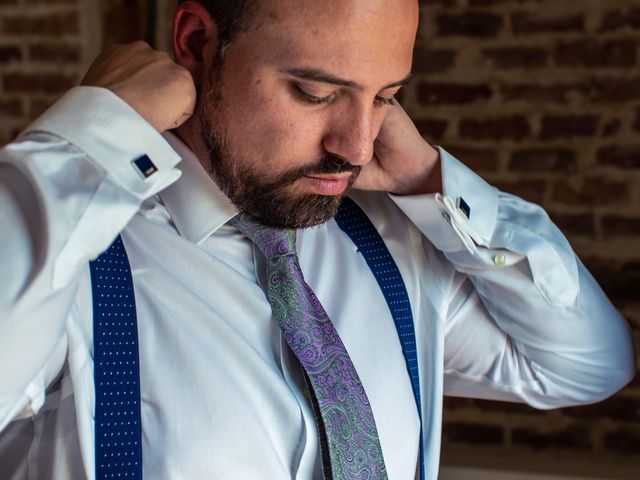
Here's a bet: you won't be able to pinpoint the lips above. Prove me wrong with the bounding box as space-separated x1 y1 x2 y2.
305 173 353 182
302 174 351 195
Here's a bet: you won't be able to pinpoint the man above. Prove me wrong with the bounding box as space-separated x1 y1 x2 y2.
0 0 635 479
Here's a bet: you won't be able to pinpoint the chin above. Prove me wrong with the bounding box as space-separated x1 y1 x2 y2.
245 193 345 230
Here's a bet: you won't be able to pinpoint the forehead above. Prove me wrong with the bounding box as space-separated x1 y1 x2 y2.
236 0 418 83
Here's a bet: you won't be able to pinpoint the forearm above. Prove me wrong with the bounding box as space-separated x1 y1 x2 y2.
443 238 633 407
0 133 100 428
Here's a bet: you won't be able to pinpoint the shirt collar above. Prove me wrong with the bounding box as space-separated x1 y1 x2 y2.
159 131 238 245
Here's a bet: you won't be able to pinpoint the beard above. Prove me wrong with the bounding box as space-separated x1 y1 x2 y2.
196 79 360 229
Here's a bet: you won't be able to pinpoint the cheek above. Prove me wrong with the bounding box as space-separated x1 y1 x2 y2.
222 83 328 167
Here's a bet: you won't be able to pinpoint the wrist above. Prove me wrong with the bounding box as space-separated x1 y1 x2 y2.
391 144 442 196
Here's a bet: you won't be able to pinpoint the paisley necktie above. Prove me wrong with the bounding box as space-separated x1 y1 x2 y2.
230 213 388 480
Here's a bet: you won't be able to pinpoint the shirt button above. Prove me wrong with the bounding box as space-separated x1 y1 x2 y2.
494 254 507 266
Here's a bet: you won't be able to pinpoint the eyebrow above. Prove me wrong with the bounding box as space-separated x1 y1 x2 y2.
283 67 413 91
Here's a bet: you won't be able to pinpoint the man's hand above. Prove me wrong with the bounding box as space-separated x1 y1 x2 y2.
81 42 196 132
355 104 442 196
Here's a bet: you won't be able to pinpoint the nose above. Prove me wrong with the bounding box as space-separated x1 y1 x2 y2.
322 105 376 167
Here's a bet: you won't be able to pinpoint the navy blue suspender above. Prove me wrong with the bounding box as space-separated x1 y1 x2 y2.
89 236 144 480
90 197 423 479
335 197 425 480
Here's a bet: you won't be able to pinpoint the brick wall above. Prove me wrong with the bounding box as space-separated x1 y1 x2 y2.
0 0 84 144
1 0 639 477
0 0 151 144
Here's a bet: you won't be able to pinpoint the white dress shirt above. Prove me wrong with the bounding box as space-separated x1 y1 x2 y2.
0 87 635 480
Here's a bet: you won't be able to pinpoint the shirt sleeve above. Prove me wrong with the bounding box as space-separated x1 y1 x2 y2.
390 148 636 409
0 86 181 429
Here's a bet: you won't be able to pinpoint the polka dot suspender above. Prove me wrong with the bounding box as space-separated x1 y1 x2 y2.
90 236 143 479
335 197 424 480
89 197 423 479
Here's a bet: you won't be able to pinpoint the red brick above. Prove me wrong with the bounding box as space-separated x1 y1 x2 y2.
564 396 640 422
9 126 23 141
501 83 573 104
445 146 500 173
602 427 640 454
552 177 629 207
28 43 80 63
28 98 57 119
540 115 598 140
443 422 504 446
1 12 79 36
3 73 76 94
25 0 77 3
586 77 640 103
0 98 23 117
417 82 492 106
483 47 548 69
602 119 621 137
443 397 475 410
0 46 21 63
419 0 451 6
459 116 530 141
414 119 449 141
509 148 577 173
549 212 595 238
597 146 640 169
469 0 542 5
103 2 152 45
511 12 584 34
601 216 640 237
511 425 592 451
493 179 546 204
583 259 640 307
555 40 636 68
600 8 640 32
471 399 541 415
412 48 456 74
436 13 504 38
630 318 640 334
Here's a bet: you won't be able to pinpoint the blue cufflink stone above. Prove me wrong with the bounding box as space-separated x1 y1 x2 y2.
457 197 471 220
132 154 158 178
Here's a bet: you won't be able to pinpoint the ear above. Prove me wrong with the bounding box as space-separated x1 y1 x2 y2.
172 1 219 86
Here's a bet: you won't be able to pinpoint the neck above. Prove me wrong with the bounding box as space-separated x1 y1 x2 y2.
172 116 213 176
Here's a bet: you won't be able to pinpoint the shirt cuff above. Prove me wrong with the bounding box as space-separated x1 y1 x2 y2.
22 86 182 199
390 147 500 252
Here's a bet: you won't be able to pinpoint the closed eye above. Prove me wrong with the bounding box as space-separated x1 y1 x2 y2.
374 95 395 107
293 83 397 108
293 84 334 105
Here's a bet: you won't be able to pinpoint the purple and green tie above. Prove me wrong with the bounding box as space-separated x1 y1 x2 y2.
231 213 388 480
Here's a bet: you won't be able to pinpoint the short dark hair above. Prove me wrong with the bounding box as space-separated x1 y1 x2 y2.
179 0 257 52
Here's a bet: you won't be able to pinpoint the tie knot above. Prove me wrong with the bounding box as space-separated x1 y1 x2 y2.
230 213 297 259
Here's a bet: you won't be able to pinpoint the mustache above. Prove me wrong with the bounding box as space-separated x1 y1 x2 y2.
278 155 361 185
